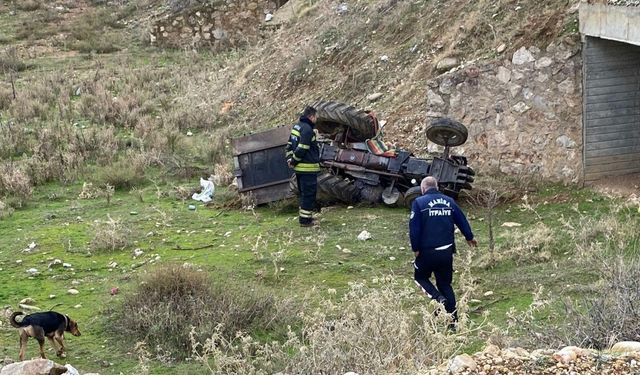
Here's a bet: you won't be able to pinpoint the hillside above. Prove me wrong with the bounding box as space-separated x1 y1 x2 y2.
1 0 640 374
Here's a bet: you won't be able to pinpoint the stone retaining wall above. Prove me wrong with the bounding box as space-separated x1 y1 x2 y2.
150 0 277 50
424 40 584 182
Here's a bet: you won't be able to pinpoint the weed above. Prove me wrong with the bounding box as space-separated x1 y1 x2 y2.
92 159 146 190
113 264 293 360
0 163 33 207
15 0 42 11
193 275 473 374
91 214 132 252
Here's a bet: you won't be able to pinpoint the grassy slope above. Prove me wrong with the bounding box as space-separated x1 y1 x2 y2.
1 179 637 373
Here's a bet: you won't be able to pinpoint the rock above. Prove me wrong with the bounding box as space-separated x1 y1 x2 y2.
496 43 506 53
512 102 530 114
67 289 79 295
343 373 359 375
483 344 501 356
213 29 225 40
108 261 118 269
512 47 535 65
26 268 39 276
48 259 63 269
133 248 144 258
448 354 477 374
0 359 67 375
366 93 383 102
19 298 35 305
357 231 371 241
110 287 119 296
63 364 79 375
439 78 454 95
496 66 511 83
427 90 445 108
509 84 522 98
380 55 389 62
553 346 588 364
18 304 40 311
611 341 640 353
501 222 522 227
556 135 576 149
49 295 56 299
436 57 458 72
535 57 553 69
483 291 494 297
558 78 575 95
62 263 72 268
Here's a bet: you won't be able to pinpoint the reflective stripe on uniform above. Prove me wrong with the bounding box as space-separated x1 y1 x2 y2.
292 154 302 161
299 208 313 218
298 144 310 149
294 162 320 172
291 130 301 137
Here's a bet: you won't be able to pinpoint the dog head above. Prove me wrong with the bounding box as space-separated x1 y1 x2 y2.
65 316 81 336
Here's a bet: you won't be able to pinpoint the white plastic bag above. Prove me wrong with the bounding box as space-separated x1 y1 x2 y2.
192 178 215 203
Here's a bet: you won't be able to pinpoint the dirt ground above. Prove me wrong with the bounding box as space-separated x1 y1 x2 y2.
590 173 640 198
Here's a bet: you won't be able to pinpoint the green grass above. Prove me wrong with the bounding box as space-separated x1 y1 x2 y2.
0 180 638 373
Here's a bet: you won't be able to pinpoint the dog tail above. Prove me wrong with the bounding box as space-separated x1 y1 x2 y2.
9 312 26 328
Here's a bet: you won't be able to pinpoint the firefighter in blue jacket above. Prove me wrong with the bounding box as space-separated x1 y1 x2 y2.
286 106 321 227
409 176 477 324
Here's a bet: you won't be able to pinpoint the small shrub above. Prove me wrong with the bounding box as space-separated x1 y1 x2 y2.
0 200 14 219
193 276 472 374
93 159 145 190
91 215 132 252
0 164 33 207
16 0 42 11
513 256 640 350
112 264 292 360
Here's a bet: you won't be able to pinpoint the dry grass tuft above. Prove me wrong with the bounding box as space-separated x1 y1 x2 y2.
193 273 476 374
113 264 293 360
91 215 132 252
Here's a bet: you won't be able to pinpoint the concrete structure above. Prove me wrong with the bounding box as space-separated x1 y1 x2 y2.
580 3 640 181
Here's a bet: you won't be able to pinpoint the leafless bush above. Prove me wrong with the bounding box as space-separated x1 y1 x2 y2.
194 273 476 374
113 264 293 360
511 256 640 350
560 256 640 349
91 215 132 252
0 164 33 207
0 199 14 219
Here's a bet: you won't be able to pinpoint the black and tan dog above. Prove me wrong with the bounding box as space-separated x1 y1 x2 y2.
9 311 81 361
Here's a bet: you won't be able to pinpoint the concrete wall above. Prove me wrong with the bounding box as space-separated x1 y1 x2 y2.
580 3 640 47
582 37 640 181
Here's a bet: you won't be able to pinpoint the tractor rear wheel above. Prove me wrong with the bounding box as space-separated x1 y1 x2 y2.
311 101 379 142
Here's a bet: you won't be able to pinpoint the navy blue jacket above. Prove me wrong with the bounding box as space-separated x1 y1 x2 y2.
285 117 321 173
409 188 474 252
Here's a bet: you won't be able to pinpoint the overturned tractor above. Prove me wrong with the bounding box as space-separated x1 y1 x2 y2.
232 101 474 207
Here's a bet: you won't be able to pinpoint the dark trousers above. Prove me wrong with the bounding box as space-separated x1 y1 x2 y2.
414 248 457 321
296 173 317 224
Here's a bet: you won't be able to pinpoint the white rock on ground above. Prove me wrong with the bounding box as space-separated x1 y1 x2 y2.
0 359 67 375
357 230 372 241
611 341 640 353
448 353 477 374
436 57 458 71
